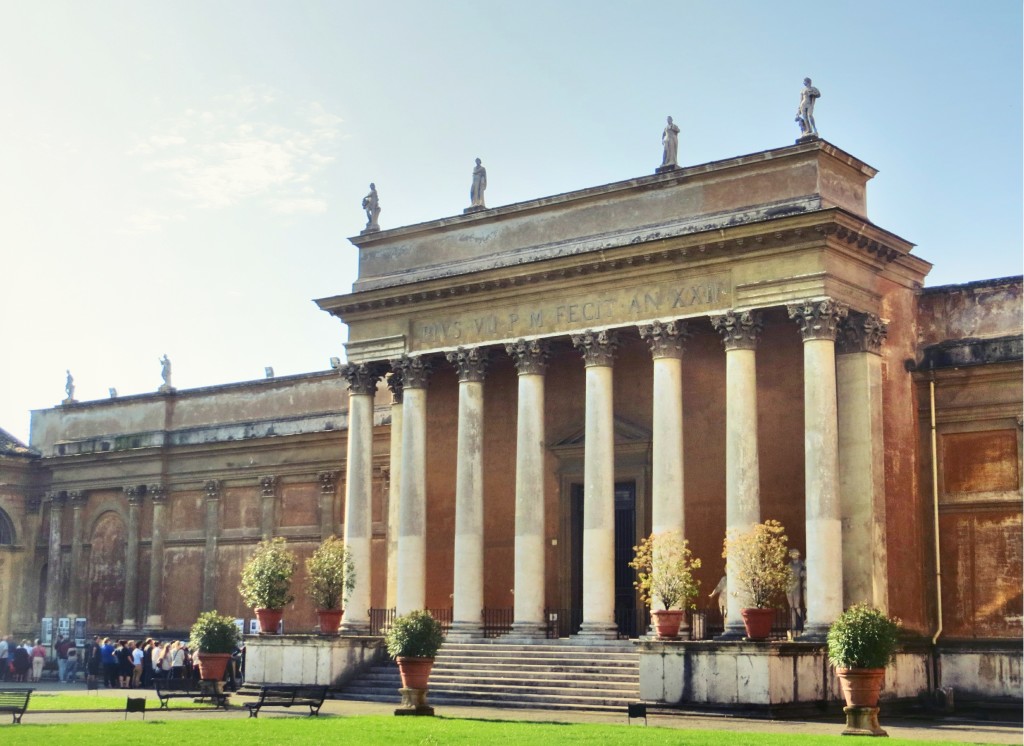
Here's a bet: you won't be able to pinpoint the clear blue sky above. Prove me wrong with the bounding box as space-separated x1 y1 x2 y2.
1 0 1021 442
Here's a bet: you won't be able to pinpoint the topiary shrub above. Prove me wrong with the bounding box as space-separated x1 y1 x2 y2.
239 537 297 610
306 535 356 610
629 530 702 610
723 519 793 609
384 610 445 659
190 610 241 654
827 603 902 669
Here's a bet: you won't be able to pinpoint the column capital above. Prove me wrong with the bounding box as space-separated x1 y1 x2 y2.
67 490 88 507
46 490 67 506
446 346 490 383
572 329 619 367
638 319 690 359
787 298 849 342
26 494 43 514
259 475 278 497
342 362 381 396
392 355 432 390
147 484 167 503
837 312 888 355
204 479 221 500
123 485 144 506
506 338 550 375
711 310 763 351
386 370 404 404
318 470 339 495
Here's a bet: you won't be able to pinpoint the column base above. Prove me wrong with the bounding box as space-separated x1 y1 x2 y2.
573 622 619 640
446 621 484 640
394 687 434 716
715 622 748 641
508 621 547 639
119 619 138 633
339 621 371 636
842 706 887 736
144 615 164 631
798 624 830 642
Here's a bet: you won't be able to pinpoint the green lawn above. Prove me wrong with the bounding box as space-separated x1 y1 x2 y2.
0 715 968 745
26 693 221 712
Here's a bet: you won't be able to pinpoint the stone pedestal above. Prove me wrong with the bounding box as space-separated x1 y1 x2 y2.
395 687 434 716
842 706 887 736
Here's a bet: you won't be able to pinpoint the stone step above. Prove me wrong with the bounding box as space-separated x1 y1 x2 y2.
441 643 637 655
434 663 638 679
438 650 638 663
430 675 637 693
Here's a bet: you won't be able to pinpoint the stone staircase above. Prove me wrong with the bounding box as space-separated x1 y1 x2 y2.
335 639 640 712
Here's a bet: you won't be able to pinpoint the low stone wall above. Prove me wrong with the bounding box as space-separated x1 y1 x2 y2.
938 641 1022 701
244 634 386 688
636 640 930 708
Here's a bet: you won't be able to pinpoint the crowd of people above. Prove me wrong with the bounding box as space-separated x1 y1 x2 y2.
0 632 244 688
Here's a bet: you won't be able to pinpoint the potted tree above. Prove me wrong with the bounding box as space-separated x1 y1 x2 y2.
723 519 793 640
189 610 241 682
384 610 445 691
827 603 902 736
629 530 701 639
238 537 296 634
306 535 356 634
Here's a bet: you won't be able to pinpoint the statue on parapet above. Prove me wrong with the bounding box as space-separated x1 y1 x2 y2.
709 574 728 626
657 116 680 172
362 183 381 232
159 354 173 393
787 548 807 632
468 158 487 211
63 370 76 404
796 77 821 140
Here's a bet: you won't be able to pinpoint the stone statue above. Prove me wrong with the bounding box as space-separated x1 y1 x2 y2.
787 549 807 631
159 355 173 392
64 370 75 403
709 575 728 625
470 158 487 208
362 183 380 231
661 116 680 168
796 78 821 139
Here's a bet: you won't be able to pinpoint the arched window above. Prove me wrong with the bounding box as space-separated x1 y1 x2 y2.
0 507 15 544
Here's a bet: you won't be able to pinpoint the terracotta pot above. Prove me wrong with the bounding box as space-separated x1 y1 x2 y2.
836 667 886 708
740 607 775 640
651 609 685 639
396 656 434 689
254 607 283 634
195 652 232 681
317 609 344 634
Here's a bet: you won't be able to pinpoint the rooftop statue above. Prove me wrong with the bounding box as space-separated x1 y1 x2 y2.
63 370 76 404
661 116 680 169
159 354 173 392
796 77 821 140
470 158 487 209
362 183 381 232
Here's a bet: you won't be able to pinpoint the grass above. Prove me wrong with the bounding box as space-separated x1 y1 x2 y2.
25 692 221 712
0 715 972 745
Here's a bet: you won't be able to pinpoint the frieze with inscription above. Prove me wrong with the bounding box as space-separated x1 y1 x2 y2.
412 274 730 350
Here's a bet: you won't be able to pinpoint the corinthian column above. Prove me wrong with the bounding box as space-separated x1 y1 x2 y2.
122 485 143 629
340 363 380 633
505 339 549 637
572 329 619 639
385 372 403 610
201 480 220 612
711 310 763 639
788 298 847 639
446 347 489 638
394 356 431 614
45 492 66 617
837 312 889 613
145 484 167 629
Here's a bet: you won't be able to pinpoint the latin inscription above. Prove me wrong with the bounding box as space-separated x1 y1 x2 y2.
414 275 730 348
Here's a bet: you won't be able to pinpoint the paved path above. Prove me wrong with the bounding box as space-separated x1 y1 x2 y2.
8 680 1022 744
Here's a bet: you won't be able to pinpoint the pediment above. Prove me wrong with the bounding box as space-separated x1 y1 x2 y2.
550 416 651 450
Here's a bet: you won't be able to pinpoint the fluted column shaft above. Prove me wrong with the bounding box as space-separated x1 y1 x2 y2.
506 339 549 636
447 348 488 637
341 364 379 633
68 492 86 616
395 357 431 614
837 313 889 612
145 485 167 628
122 486 143 629
712 311 763 639
45 493 66 617
789 299 847 638
385 373 403 610
573 330 619 639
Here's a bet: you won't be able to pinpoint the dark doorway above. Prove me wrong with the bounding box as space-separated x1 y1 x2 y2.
569 480 639 638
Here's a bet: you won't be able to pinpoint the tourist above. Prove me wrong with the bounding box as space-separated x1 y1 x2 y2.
30 639 46 682
86 635 102 686
141 639 155 688
65 638 79 683
131 640 144 687
116 640 133 688
170 641 185 679
11 642 30 682
100 637 117 688
55 634 71 682
0 634 8 682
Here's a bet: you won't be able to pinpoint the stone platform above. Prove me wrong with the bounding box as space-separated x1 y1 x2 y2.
244 634 386 688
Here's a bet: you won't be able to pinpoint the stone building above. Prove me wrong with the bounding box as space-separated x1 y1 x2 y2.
0 138 1019 703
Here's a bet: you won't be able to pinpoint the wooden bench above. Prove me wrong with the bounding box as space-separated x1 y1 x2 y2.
154 679 229 709
0 689 33 724
245 685 328 718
